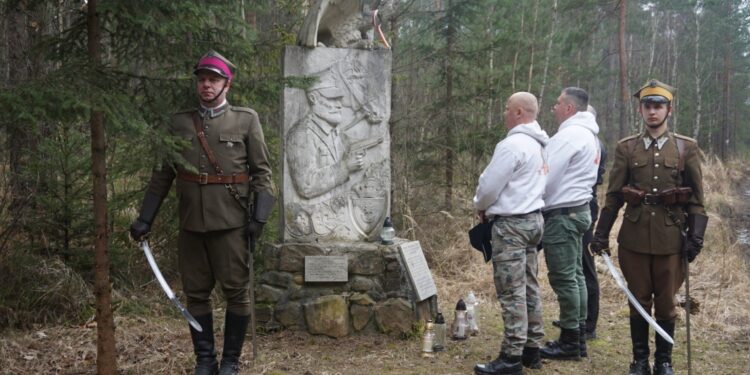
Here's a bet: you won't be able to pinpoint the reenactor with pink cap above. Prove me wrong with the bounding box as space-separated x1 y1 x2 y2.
130 50 275 375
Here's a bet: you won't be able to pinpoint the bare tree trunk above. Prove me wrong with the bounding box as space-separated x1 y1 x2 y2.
87 0 117 373
444 0 455 212
669 13 679 132
485 4 495 129
617 0 629 139
720 1 731 160
512 4 525 92
647 9 657 77
389 13 401 218
5 1 33 214
538 0 558 110
526 0 539 91
692 2 703 140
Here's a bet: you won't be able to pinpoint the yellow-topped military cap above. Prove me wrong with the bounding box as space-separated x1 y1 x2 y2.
633 79 675 103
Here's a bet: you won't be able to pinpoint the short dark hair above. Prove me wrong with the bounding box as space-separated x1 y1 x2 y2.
562 87 589 111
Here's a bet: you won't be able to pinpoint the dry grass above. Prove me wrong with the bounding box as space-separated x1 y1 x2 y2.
1 158 749 374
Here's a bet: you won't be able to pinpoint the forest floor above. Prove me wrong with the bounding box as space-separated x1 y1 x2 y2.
1 159 749 375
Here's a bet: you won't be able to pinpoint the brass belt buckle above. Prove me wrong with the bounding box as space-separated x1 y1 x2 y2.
199 173 208 185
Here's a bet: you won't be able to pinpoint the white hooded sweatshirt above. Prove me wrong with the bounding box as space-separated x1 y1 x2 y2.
543 111 600 210
473 121 550 216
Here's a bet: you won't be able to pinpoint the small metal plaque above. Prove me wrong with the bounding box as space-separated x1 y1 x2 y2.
398 241 437 301
304 256 348 282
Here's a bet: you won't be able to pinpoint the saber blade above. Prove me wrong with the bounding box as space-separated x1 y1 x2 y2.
141 240 203 332
602 253 674 345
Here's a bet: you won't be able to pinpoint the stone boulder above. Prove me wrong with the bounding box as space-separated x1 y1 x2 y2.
304 295 349 338
374 298 414 336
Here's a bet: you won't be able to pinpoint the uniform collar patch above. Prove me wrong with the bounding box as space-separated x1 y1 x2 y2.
199 101 228 119
643 133 669 150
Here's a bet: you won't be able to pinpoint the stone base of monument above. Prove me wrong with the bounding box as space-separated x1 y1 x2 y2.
256 239 437 338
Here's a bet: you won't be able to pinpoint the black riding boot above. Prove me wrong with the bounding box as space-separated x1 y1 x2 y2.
653 320 675 375
540 327 581 361
628 316 651 375
474 352 523 375
521 346 542 369
218 311 250 375
190 314 218 375
579 322 588 358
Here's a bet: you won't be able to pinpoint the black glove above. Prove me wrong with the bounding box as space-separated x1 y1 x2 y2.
685 238 701 263
129 192 163 242
246 219 265 245
590 207 618 256
130 219 151 242
246 190 275 249
685 213 708 263
589 236 609 256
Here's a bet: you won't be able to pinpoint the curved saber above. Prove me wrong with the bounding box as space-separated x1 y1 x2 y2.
141 240 203 332
602 253 674 345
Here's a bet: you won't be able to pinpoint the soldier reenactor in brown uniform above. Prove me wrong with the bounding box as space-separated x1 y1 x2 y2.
130 51 275 375
590 79 708 375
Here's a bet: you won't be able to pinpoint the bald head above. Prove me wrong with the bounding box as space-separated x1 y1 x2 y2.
504 92 539 128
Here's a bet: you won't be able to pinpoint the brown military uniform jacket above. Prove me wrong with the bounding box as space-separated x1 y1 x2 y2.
604 131 705 255
146 104 273 233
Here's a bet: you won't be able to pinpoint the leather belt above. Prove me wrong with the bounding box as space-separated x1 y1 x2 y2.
543 203 589 219
178 172 249 185
642 193 663 205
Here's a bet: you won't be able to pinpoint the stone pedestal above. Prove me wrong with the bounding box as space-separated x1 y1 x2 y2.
264 46 434 337
257 239 434 337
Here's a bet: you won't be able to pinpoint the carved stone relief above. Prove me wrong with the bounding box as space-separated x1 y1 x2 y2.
282 46 391 242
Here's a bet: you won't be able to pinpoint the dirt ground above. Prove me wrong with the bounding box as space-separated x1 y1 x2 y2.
2 161 749 375
2 256 749 375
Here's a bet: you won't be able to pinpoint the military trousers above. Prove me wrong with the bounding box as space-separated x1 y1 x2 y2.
581 225 600 334
542 204 592 330
490 211 545 356
179 226 251 317
618 247 684 321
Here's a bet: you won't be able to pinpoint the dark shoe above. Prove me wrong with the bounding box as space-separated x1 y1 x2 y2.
218 311 250 375
190 314 218 375
628 359 652 375
521 346 542 369
540 328 580 361
474 352 523 375
585 330 597 340
653 362 674 375
579 323 588 358
552 320 561 328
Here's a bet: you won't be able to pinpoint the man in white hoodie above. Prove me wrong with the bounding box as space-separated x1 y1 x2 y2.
539 87 600 362
473 92 549 375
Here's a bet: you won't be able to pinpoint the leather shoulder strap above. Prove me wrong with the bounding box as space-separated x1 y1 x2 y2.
192 113 225 175
191 113 246 208
675 137 686 172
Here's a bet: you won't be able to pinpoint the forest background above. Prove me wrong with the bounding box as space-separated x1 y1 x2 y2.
1 0 749 374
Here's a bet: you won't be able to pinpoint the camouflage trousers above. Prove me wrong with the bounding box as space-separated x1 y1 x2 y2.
490 211 545 356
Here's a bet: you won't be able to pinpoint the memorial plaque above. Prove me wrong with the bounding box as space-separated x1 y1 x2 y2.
398 241 437 301
305 256 348 282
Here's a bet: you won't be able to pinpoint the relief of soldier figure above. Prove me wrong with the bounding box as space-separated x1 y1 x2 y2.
284 55 390 242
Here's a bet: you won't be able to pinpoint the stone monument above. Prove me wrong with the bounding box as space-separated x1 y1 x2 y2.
256 0 437 338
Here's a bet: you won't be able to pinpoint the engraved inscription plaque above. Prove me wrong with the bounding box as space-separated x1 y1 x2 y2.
305 255 349 282
398 241 437 301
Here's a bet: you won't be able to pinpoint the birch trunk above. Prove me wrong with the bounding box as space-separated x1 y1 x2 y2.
526 0 539 91
692 3 703 139
539 0 558 111
618 0 629 139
